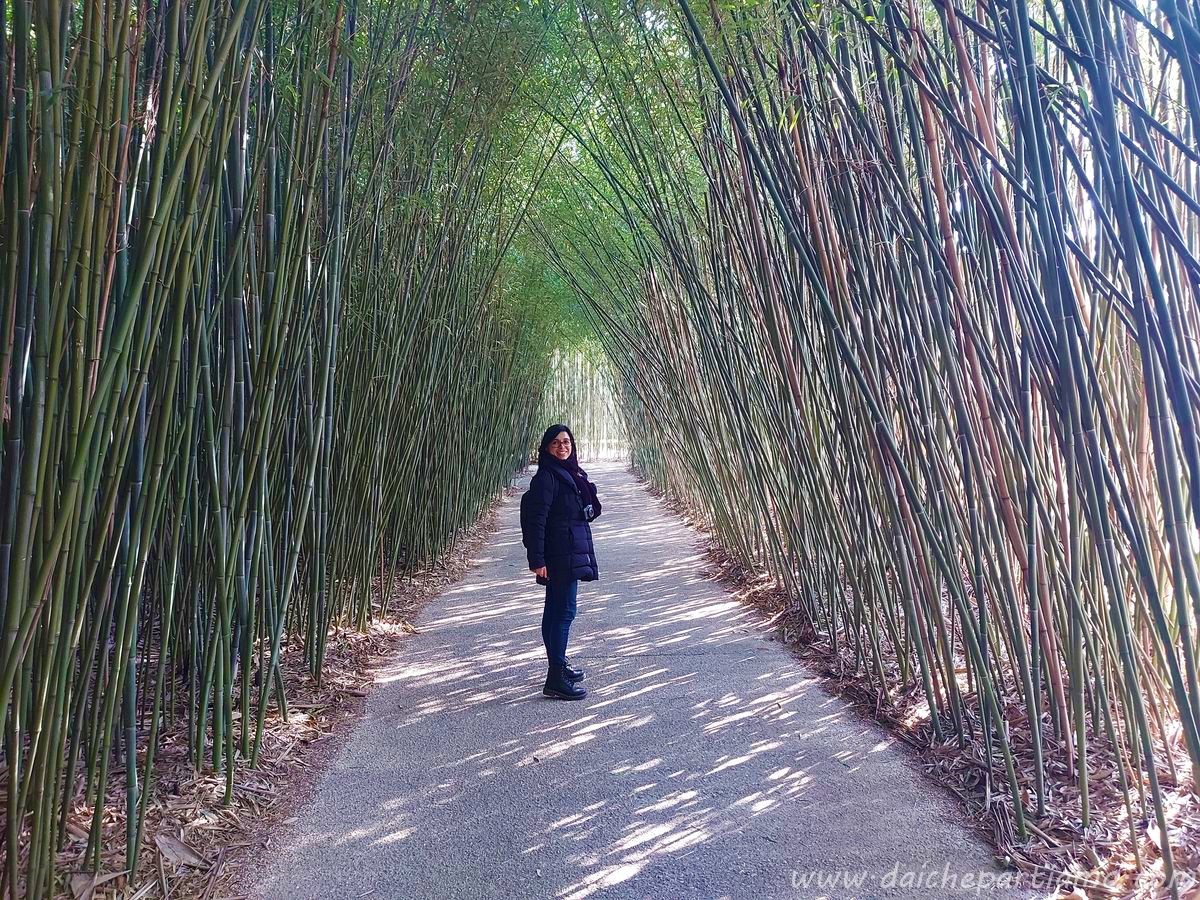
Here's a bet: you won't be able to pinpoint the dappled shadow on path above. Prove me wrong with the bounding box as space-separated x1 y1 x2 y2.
253 462 1017 900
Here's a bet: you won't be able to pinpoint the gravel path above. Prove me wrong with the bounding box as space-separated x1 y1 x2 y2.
252 462 1033 900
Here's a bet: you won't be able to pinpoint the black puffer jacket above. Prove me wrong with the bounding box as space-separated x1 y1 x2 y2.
521 463 600 584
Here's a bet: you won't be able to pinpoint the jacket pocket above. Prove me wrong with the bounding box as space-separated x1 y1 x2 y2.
568 523 591 553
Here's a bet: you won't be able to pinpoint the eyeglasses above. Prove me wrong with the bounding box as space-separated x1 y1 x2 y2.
549 438 571 447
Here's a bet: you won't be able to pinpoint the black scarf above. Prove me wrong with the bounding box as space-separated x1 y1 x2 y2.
551 456 598 507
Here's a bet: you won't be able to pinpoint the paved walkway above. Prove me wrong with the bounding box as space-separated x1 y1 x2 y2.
253 462 1028 900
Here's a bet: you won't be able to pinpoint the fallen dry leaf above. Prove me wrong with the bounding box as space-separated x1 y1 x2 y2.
154 833 208 869
69 870 124 900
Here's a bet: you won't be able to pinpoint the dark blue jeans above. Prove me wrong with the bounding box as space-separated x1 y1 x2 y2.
541 578 578 667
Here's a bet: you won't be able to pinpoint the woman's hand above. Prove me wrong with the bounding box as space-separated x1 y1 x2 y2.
531 565 548 578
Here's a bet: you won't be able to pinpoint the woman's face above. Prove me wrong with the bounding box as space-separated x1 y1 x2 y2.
548 432 572 461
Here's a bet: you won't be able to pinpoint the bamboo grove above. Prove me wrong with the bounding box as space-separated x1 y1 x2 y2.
538 348 628 459
536 0 1200 889
6 0 1200 892
0 0 574 894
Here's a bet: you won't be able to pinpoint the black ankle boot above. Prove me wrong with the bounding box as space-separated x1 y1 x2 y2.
543 663 587 700
563 657 585 683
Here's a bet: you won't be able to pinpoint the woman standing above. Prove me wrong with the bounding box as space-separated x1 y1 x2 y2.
520 424 602 700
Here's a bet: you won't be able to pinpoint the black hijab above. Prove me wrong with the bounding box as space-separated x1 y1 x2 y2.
537 424 599 507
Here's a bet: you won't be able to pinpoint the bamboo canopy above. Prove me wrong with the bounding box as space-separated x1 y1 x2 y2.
0 1 567 893
3 0 1200 894
535 0 1200 891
